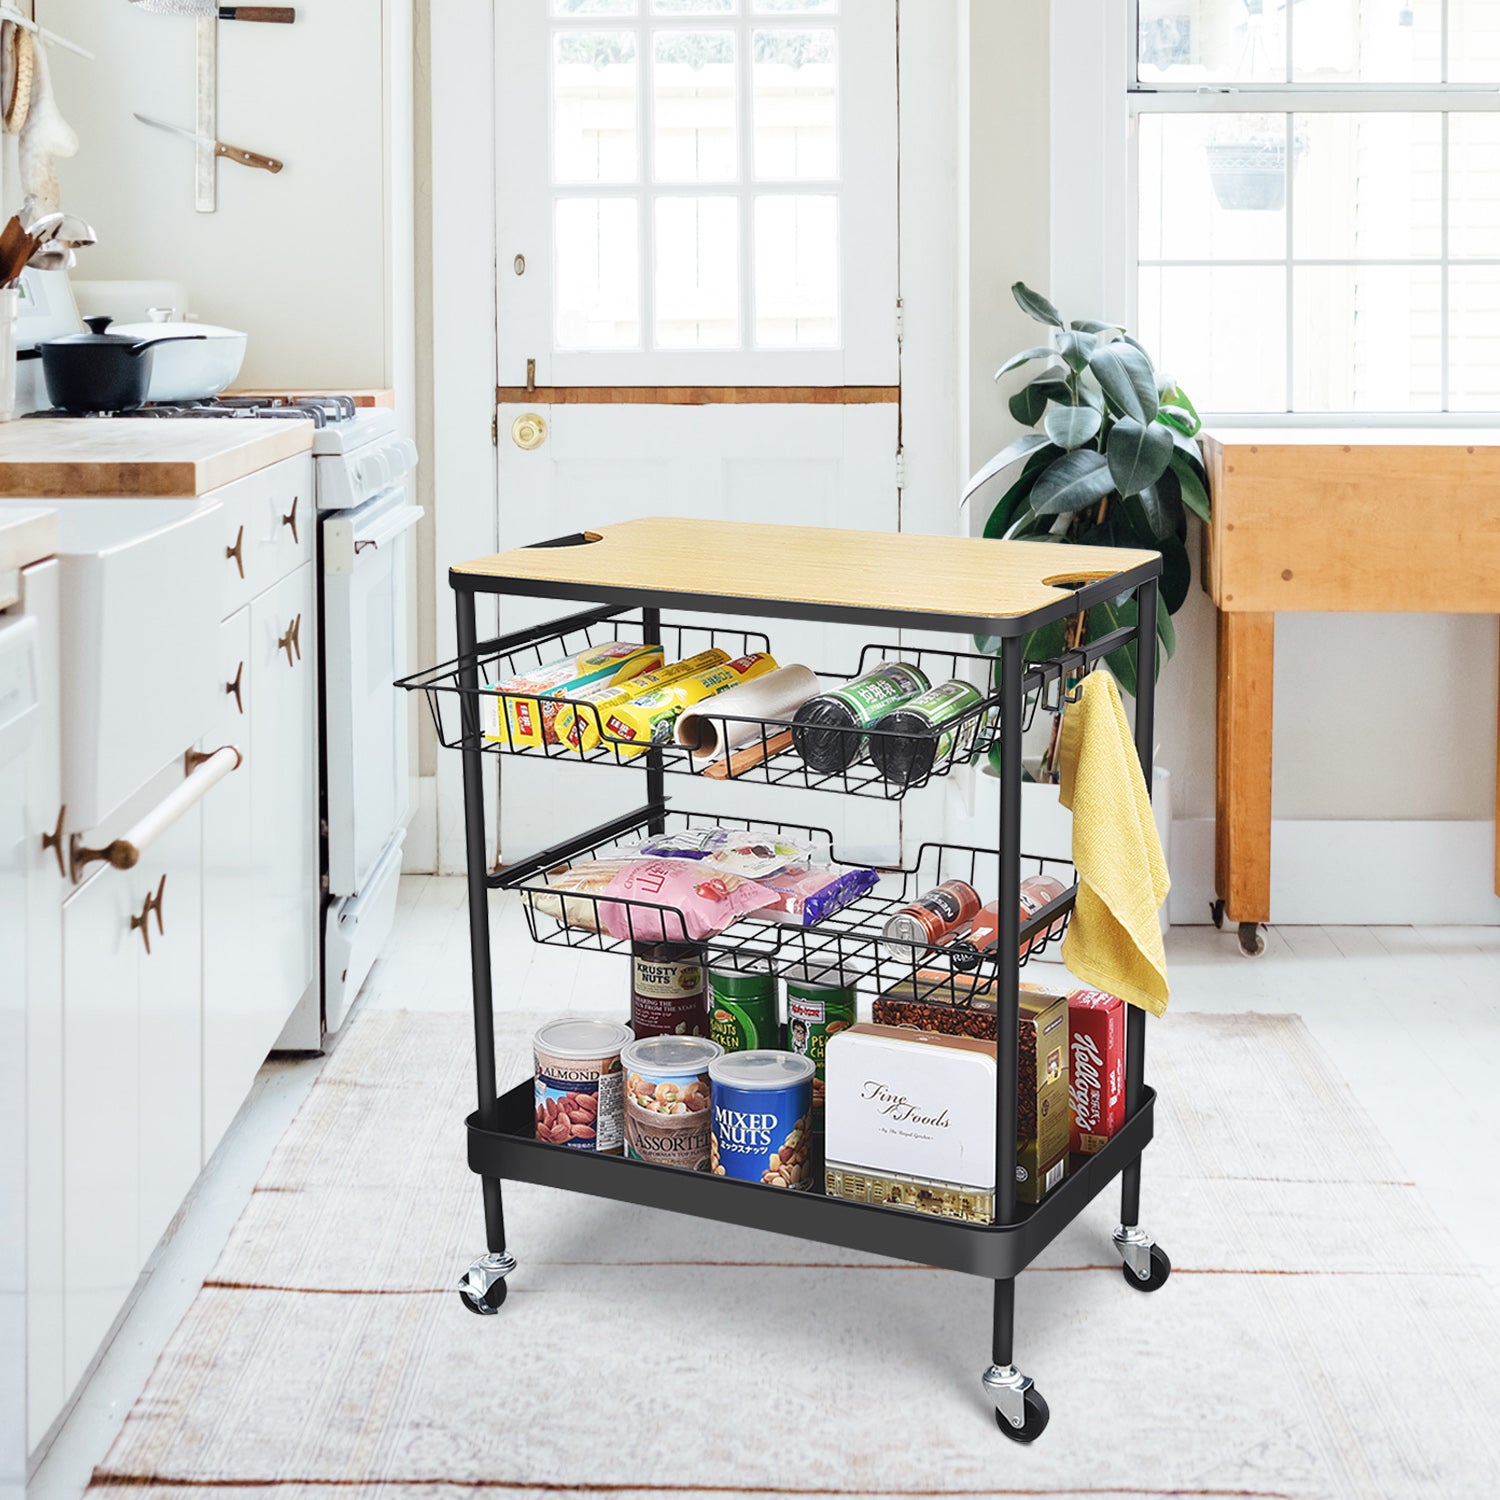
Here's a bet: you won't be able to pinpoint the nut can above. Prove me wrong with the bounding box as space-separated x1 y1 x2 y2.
708 967 779 1053
631 940 708 1038
709 1050 816 1188
783 967 858 1126
533 1018 633 1154
622 1034 723 1171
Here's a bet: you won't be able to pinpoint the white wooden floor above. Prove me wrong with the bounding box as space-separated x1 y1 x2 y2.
29 876 1500 1498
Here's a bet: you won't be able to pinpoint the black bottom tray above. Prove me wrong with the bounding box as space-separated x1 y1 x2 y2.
468 1081 1155 1280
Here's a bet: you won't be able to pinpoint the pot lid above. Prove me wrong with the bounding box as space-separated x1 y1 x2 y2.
46 315 137 346
111 320 245 342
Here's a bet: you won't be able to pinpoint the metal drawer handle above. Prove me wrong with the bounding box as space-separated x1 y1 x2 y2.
282 494 299 545
41 804 66 878
227 660 245 714
226 524 245 578
130 874 167 955
277 612 302 666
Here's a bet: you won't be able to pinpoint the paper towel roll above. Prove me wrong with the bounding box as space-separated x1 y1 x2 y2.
675 663 822 761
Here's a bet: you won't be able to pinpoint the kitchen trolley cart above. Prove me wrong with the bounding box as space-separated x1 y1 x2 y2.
401 517 1171 1444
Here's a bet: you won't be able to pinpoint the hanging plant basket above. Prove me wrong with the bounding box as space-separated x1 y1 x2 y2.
1206 140 1290 212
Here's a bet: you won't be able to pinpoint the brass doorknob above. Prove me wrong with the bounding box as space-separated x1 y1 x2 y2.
511 412 547 450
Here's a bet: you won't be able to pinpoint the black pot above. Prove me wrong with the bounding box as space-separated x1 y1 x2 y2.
39 315 207 414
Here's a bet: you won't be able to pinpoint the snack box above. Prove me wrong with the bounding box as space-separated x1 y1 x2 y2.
1068 987 1125 1155
869 980 1071 1206
554 647 729 753
483 643 662 748
824 1023 997 1222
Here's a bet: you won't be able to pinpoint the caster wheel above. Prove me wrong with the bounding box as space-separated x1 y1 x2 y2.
994 1388 1050 1444
1210 898 1225 930
1237 922 1266 958
458 1277 508 1315
1122 1243 1171 1293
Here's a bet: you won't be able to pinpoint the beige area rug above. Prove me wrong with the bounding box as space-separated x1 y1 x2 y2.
93 1009 1500 1500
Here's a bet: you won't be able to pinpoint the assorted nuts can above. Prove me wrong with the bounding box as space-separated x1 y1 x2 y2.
630 940 708 1038
708 1050 816 1188
621 1034 722 1171
533 1018 633 1154
707 967 779 1053
783 966 858 1126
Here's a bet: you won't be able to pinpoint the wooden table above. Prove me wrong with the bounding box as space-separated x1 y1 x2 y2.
1201 429 1500 953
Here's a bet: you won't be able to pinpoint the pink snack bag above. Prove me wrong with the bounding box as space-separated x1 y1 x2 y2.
599 858 773 943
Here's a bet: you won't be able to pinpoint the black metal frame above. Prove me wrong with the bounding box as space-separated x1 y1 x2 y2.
436 548 1162 1396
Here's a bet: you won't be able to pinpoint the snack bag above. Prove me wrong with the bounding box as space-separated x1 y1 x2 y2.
751 865 882 926
599 858 774 944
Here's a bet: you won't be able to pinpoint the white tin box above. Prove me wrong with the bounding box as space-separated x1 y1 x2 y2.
824 1023 997 1214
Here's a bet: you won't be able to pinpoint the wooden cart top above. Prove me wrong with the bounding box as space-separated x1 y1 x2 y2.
451 517 1161 632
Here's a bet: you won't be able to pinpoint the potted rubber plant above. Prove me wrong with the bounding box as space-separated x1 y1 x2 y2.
962 282 1209 780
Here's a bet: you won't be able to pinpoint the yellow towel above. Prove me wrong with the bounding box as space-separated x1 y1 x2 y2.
1057 670 1171 1017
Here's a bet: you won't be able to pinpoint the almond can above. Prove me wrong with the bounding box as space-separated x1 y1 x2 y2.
533 1018 632 1154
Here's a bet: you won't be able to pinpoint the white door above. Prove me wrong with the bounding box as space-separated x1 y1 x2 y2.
495 0 902 858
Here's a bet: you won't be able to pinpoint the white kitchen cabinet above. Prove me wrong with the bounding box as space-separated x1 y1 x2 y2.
250 563 318 1029
19 561 66 1451
62 802 204 1391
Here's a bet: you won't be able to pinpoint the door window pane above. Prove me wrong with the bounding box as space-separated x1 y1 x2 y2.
653 0 735 11
1139 113 1286 261
754 194 838 346
1293 113 1441 259
553 31 638 183
1448 267 1500 412
1293 0 1441 83
555 198 641 348
753 29 837 178
1137 0 1285 84
654 197 740 346
755 0 837 11
1138 266 1287 412
1292 265 1442 410
653 32 737 182
553 0 636 12
1448 0 1500 83
1450 115 1500 258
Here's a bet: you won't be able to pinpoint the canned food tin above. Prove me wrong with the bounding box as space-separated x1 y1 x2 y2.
783 967 858 1126
708 1050 816 1188
621 1034 723 1171
708 968 779 1054
631 940 708 1038
533 1018 633 1154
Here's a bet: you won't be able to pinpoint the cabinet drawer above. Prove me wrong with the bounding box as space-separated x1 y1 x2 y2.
217 454 316 618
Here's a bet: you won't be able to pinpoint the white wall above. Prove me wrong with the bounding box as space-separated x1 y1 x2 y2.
29 0 411 394
964 0 1499 837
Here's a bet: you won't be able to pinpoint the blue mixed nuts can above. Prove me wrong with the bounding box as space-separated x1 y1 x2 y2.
708 1050 816 1189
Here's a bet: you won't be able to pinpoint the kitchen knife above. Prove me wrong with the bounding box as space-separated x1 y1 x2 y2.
127 3 296 20
133 113 283 174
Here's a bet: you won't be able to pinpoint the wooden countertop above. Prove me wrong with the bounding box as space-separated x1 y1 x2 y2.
0 507 56 609
453 516 1161 630
0 419 314 499
1202 428 1500 450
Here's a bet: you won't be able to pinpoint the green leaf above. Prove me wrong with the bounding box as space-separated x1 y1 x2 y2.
1089 342 1160 423
1088 593 1139 697
1106 416 1174 497
959 432 1052 511
1155 590 1177 660
995 345 1063 380
1156 404 1200 437
1169 450 1212 522
1030 450 1117 515
1157 532 1191 614
1010 378 1072 427
1012 281 1065 329
1136 476 1185 542
1070 318 1122 335
1059 329 1097 373
980 447 1056 539
1003 504 1049 540
1043 400 1102 451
